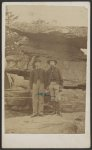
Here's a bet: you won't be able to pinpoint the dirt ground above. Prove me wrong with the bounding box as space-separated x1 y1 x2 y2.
5 111 85 134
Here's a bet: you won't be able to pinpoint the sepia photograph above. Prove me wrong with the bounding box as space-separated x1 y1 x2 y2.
2 2 90 148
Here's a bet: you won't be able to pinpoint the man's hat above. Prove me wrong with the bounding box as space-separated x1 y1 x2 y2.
47 59 57 64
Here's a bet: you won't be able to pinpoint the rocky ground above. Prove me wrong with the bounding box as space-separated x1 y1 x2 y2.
5 88 85 134
5 111 85 134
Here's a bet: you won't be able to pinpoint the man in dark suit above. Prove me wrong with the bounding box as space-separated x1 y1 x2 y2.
30 59 46 117
46 59 63 114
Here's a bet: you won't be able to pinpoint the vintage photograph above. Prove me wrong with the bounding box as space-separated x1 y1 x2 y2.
3 3 89 135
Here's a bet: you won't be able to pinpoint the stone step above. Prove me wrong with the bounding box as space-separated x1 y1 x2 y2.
5 89 85 112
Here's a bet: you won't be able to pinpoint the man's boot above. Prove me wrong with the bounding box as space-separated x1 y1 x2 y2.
31 113 38 117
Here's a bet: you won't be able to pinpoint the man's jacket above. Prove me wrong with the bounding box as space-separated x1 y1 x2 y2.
46 66 63 86
30 68 46 89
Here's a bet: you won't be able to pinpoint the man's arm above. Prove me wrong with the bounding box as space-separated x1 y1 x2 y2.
44 69 49 89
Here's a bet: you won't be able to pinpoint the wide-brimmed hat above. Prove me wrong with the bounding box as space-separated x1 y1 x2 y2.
47 59 57 64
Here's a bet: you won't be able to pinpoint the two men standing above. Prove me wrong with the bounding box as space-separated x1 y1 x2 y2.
30 59 63 117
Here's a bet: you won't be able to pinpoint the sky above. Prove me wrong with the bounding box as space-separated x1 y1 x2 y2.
7 5 88 26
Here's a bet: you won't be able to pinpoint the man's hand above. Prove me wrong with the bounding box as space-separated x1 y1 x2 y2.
46 86 49 90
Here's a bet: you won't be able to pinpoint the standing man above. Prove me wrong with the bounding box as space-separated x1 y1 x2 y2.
30 59 46 117
46 59 63 114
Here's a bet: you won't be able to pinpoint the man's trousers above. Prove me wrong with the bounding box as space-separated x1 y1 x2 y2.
49 81 60 101
49 81 60 113
32 80 44 115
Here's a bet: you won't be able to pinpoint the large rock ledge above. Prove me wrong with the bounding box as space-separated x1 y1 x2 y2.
5 112 85 134
5 89 86 113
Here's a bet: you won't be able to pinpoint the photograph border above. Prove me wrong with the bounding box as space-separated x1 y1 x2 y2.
0 0 92 149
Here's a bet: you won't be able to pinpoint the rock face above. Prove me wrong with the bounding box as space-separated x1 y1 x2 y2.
5 88 85 113
12 24 87 37
8 26 87 61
